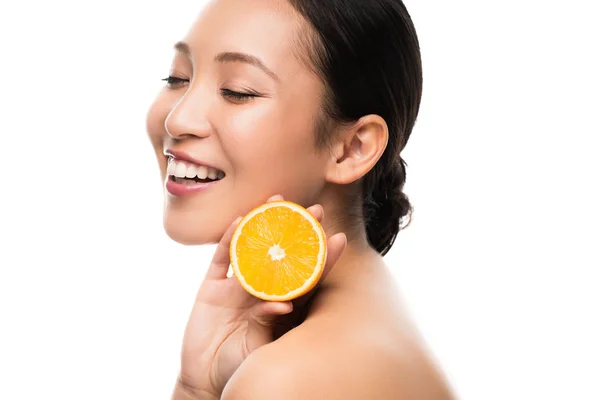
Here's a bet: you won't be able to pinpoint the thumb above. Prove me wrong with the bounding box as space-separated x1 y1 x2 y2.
251 301 294 327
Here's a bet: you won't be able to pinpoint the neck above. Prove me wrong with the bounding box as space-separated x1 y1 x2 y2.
316 183 384 286
317 182 367 246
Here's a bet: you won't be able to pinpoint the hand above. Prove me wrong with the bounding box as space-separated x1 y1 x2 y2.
175 195 347 397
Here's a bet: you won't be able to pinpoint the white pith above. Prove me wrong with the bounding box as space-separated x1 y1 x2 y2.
230 201 327 301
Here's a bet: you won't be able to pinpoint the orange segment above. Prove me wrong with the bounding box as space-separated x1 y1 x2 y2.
230 201 327 301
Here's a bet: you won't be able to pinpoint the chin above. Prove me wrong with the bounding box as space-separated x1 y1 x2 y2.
162 209 223 246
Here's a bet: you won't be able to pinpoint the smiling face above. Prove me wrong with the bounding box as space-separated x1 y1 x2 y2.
146 0 332 245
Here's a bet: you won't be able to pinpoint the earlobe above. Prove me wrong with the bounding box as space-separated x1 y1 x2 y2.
325 115 389 185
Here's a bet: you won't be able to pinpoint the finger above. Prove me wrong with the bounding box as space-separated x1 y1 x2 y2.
320 232 347 282
267 194 284 202
205 216 242 280
306 204 324 222
288 232 347 312
252 301 294 327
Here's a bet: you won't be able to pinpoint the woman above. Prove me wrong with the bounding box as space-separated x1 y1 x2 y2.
146 0 454 398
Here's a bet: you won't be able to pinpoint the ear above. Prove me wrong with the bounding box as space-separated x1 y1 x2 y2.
325 115 389 185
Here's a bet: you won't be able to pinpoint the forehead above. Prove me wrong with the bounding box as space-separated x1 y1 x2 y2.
180 0 307 79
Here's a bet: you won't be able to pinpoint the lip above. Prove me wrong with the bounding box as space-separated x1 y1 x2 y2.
165 176 220 197
163 149 225 197
164 149 221 171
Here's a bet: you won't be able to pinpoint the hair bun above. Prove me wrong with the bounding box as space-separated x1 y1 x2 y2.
363 158 413 255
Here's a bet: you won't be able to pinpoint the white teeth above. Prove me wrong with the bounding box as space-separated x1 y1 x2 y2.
167 160 176 176
196 166 208 179
167 158 225 180
185 165 197 178
174 163 188 178
207 168 218 180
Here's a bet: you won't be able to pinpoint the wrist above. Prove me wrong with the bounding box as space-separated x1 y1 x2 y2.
171 379 220 400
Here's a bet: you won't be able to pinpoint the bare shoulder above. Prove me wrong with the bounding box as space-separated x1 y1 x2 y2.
222 274 455 399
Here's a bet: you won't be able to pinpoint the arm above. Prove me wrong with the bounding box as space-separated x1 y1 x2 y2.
169 195 347 398
171 379 219 400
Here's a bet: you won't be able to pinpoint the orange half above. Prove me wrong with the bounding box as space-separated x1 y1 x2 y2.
230 201 327 301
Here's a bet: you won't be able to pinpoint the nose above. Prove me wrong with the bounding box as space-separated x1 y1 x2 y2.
164 86 213 140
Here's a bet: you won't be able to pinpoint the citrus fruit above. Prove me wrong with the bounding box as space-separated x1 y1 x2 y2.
229 200 327 301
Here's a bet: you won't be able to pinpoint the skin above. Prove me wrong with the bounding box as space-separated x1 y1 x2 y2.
146 0 455 398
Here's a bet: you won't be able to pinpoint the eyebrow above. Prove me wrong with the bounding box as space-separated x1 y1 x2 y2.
174 41 191 55
173 41 280 83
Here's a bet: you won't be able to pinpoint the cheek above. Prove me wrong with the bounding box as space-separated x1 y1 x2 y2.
223 112 325 204
226 106 316 173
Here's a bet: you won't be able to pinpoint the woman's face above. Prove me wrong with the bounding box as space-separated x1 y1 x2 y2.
146 0 330 245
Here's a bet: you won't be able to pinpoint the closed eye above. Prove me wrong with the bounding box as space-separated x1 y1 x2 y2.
161 76 189 88
220 88 259 102
161 76 260 102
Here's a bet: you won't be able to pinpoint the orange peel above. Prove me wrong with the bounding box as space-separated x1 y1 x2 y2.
230 200 327 301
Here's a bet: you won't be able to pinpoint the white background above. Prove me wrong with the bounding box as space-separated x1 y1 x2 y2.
1 1 598 399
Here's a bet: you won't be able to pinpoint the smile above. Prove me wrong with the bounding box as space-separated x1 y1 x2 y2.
167 157 225 183
165 157 226 196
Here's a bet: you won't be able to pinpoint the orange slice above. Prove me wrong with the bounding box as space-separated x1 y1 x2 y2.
230 200 327 301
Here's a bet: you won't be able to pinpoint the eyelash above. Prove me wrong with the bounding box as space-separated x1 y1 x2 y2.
220 88 257 101
161 76 258 101
161 76 188 86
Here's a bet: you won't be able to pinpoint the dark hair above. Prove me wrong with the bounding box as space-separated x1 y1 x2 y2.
288 0 423 255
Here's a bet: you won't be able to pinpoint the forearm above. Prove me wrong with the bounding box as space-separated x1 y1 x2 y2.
171 380 220 400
